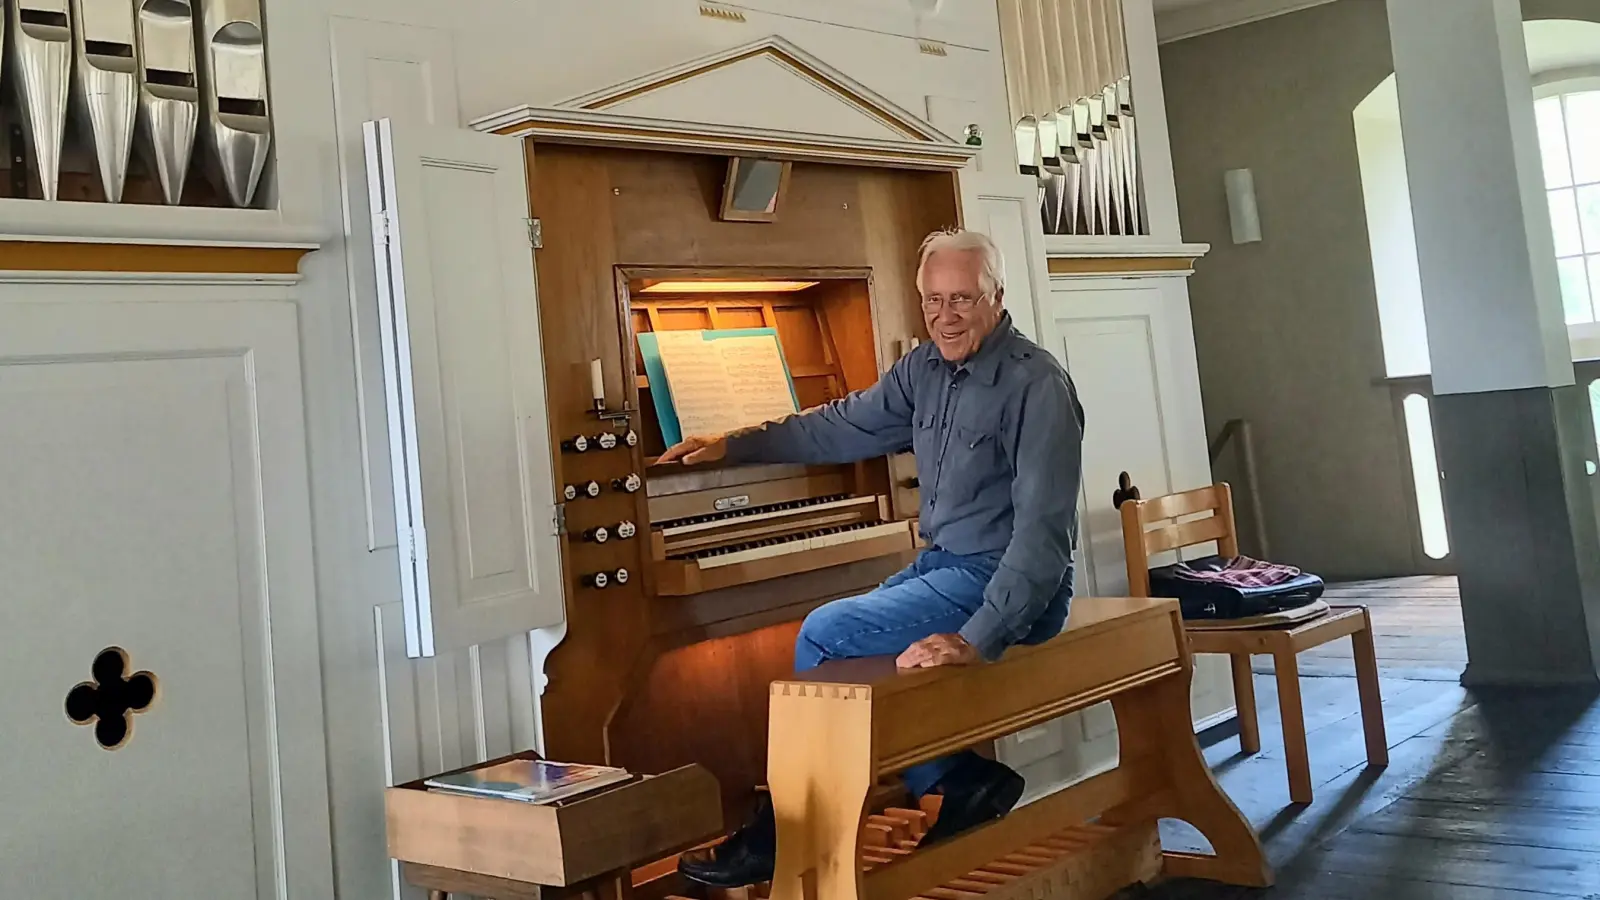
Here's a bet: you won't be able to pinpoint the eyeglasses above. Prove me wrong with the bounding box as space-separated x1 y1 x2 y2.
920 294 985 312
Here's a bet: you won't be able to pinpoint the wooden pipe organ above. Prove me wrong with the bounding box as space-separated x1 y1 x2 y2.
363 39 986 857
521 139 960 825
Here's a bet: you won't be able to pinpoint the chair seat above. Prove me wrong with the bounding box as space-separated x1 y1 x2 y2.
1183 600 1330 631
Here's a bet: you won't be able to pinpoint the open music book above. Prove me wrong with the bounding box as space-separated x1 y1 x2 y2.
424 758 633 805
639 328 800 446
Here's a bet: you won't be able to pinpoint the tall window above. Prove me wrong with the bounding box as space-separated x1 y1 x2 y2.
1536 88 1600 325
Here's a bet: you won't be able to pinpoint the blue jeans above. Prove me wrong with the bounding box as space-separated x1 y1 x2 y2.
792 548 1005 797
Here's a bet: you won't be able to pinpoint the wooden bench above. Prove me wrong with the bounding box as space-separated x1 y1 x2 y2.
1119 480 1388 805
759 596 1273 900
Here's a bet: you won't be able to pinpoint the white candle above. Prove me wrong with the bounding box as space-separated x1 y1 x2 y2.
590 359 605 404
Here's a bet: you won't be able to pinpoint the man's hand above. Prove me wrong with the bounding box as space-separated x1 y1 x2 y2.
896 633 980 669
656 434 727 466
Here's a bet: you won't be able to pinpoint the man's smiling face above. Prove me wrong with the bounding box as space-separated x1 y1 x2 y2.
919 247 1004 363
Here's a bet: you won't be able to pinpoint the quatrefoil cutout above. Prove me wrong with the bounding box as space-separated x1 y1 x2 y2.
64 647 158 751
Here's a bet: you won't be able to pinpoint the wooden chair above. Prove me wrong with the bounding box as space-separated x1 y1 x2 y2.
753 597 1272 900
1117 479 1388 805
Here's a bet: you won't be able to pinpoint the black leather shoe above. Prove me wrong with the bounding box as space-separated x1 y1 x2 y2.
917 757 1026 847
678 793 777 889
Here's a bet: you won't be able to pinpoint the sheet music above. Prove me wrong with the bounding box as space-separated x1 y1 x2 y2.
654 330 798 437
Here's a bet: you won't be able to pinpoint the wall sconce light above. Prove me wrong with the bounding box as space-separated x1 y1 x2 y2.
1224 168 1262 244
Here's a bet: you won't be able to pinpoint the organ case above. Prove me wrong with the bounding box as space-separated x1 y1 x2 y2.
525 143 963 816
363 33 981 855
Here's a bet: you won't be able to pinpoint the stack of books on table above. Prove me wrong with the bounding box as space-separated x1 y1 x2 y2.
424 758 634 805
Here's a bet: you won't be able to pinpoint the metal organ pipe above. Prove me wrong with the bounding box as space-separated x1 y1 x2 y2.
0 0 222 206
997 0 1143 237
194 0 270 208
10 0 71 201
134 0 198 205
71 0 139 202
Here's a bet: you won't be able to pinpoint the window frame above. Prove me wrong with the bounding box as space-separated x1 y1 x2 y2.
1534 72 1600 340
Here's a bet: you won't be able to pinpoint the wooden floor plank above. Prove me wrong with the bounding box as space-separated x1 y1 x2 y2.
1153 869 1585 899
1349 798 1600 854
1301 831 1600 896
1139 576 1600 899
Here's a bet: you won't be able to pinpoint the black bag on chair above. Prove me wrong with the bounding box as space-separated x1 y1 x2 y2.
1148 555 1325 621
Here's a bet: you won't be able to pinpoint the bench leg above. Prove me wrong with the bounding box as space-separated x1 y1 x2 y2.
1229 652 1260 755
767 687 874 900
1107 670 1272 888
1351 610 1389 768
1272 648 1313 805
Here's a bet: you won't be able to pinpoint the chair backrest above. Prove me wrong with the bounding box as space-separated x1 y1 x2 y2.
1118 480 1240 598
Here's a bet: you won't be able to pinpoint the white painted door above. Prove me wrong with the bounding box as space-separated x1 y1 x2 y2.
998 274 1232 796
962 176 1053 344
364 117 565 658
329 14 461 556
1041 277 1213 593
0 298 335 899
1040 275 1233 724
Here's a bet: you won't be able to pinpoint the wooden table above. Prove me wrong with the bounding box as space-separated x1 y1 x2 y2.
385 753 722 900
1186 605 1388 805
404 861 628 900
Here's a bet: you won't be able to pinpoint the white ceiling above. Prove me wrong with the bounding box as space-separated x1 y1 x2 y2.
1155 0 1600 59
1355 21 1600 125
1526 19 1600 76
1153 0 1340 43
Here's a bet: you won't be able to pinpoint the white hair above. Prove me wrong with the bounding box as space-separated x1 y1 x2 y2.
915 228 1006 297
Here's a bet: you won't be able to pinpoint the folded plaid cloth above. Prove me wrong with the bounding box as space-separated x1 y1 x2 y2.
1170 555 1302 589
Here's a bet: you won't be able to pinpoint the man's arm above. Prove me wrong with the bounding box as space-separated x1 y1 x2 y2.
957 371 1085 661
722 356 916 466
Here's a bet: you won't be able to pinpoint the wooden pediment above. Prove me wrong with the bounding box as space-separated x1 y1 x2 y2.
470 36 976 171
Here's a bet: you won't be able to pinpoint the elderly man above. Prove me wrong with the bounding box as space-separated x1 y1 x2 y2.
663 228 1086 889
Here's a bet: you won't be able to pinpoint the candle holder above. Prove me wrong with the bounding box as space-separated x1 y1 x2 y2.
585 357 635 423
589 399 635 425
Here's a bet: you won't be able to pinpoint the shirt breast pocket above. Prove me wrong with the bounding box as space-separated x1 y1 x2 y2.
913 411 939 459
949 416 1007 501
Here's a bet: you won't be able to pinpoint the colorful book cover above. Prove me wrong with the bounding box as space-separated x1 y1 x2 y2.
424 759 633 805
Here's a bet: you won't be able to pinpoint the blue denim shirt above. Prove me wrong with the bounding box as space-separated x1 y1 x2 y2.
724 313 1085 660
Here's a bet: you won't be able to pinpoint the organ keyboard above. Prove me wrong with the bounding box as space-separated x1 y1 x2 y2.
693 520 913 569
648 464 918 596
